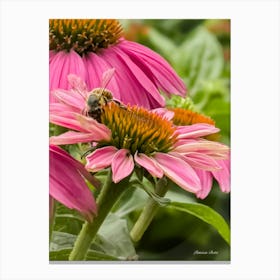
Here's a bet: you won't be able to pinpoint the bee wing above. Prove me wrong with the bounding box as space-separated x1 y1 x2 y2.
101 68 115 90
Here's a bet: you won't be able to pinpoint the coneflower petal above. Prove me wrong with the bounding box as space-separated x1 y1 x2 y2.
50 131 101 145
75 114 111 140
49 50 86 95
110 46 166 105
50 145 100 188
212 159 230 193
50 115 89 132
152 108 175 121
50 103 78 116
179 152 222 171
49 145 97 222
154 153 201 193
174 139 229 157
119 40 186 95
195 169 213 199
111 149 134 183
101 48 152 107
176 124 220 139
86 146 118 172
134 152 164 178
53 88 85 111
83 53 110 90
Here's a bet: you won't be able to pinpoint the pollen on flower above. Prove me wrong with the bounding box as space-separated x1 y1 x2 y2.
170 108 220 141
49 19 123 55
100 103 177 155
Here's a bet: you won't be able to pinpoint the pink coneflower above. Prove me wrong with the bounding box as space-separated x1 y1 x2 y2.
49 19 186 108
49 145 99 222
50 99 229 196
170 107 230 199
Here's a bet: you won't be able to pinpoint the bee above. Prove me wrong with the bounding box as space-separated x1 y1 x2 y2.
85 68 126 122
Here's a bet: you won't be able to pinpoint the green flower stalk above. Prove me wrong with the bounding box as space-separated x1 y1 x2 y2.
69 170 128 261
130 177 169 242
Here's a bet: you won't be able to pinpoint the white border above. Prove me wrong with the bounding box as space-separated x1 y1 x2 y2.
0 0 279 279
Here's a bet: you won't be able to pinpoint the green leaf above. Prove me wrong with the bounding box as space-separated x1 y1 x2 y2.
165 189 196 204
168 202 230 245
50 231 76 252
85 250 119 261
50 248 72 261
147 28 177 60
93 213 138 260
53 203 84 235
192 78 230 108
136 182 170 207
113 187 147 218
50 213 137 261
174 27 224 94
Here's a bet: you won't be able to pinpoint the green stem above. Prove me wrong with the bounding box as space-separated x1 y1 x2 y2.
69 170 128 260
130 177 169 242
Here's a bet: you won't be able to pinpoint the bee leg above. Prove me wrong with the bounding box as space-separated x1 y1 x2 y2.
112 100 127 110
113 100 121 105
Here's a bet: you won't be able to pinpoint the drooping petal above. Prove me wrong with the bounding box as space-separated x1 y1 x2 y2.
111 149 134 183
173 138 197 147
49 51 87 102
101 47 155 108
49 174 96 222
180 152 222 171
110 46 166 106
134 152 164 178
173 139 229 159
176 124 220 139
50 145 100 188
86 146 118 172
212 159 230 193
50 131 98 145
49 145 97 221
153 152 201 193
195 169 213 199
118 40 186 96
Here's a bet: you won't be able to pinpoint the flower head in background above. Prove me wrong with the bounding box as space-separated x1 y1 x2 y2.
170 107 230 199
50 98 229 196
49 145 99 222
49 19 186 108
169 107 220 141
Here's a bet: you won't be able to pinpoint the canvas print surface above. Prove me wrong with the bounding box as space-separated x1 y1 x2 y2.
49 19 230 261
